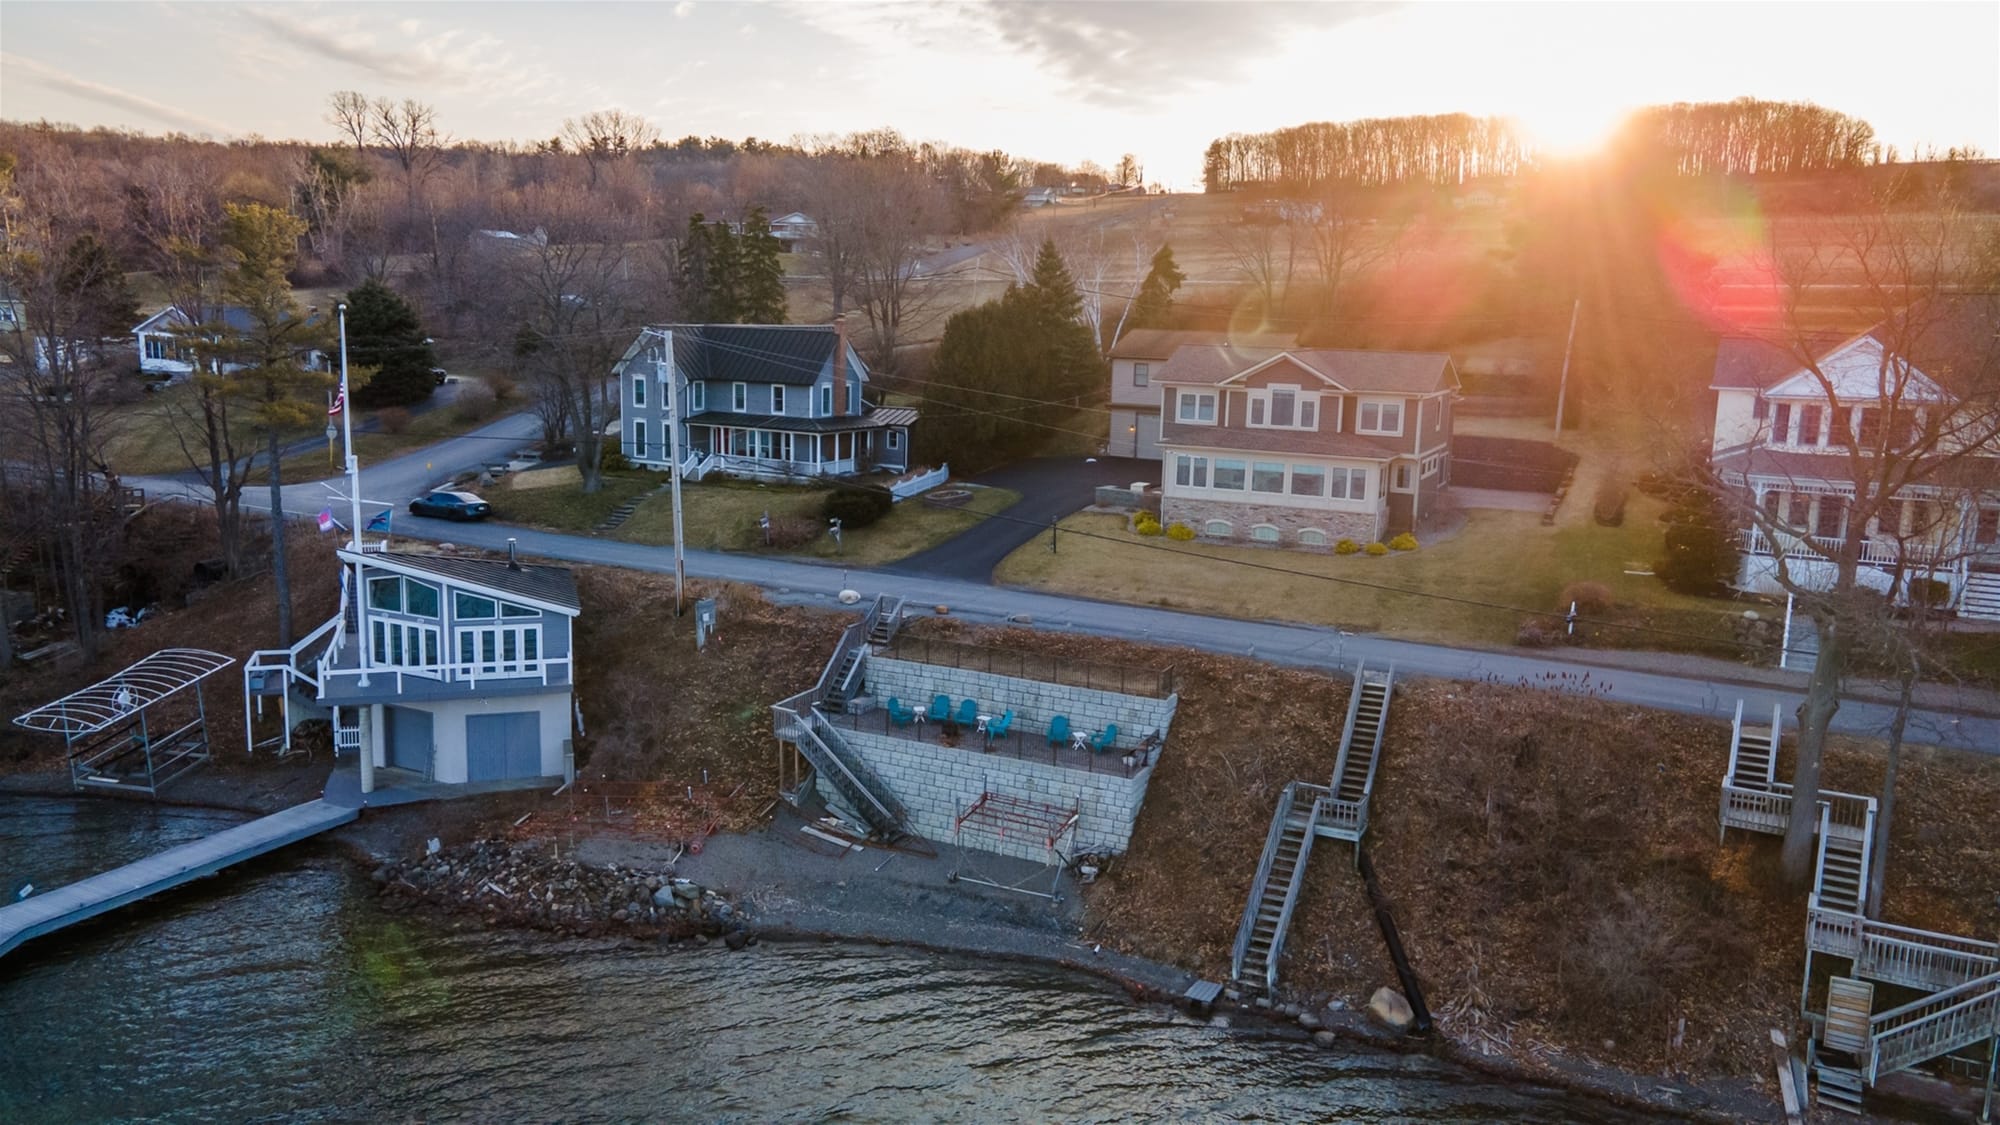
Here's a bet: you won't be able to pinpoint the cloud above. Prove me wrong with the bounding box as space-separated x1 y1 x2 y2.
1 52 236 135
978 1 1390 109
236 6 542 99
674 1 694 17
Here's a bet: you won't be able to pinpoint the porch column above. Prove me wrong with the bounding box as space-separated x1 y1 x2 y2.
360 703 376 794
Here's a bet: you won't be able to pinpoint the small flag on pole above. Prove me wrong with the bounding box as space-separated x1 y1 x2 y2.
328 389 345 416
367 509 392 532
317 507 335 533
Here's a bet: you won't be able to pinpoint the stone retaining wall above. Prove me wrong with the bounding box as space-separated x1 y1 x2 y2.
826 727 1154 860
863 657 1177 750
1162 496 1383 547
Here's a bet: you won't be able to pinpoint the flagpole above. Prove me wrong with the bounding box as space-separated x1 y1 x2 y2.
337 303 362 552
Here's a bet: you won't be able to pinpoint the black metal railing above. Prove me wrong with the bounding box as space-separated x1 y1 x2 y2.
885 636 1175 698
825 705 1156 779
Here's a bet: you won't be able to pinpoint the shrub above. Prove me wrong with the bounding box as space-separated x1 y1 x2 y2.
823 486 894 529
1558 580 1615 615
1592 480 1629 527
1908 576 1951 610
600 436 630 473
376 406 411 435
1656 492 1740 595
1165 522 1195 541
764 515 820 549
1134 514 1164 536
1364 541 1389 556
452 381 498 424
1388 532 1419 551
1514 616 1562 647
1334 538 1360 555
487 374 519 403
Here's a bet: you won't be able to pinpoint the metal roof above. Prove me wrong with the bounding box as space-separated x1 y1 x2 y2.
648 324 866 387
683 406 917 433
365 552 581 613
13 649 236 736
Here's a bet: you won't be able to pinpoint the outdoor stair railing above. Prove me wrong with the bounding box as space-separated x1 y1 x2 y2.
1263 781 1327 993
1231 782 1301 987
1808 910 1999 993
1808 802 1875 918
1863 967 2000 1083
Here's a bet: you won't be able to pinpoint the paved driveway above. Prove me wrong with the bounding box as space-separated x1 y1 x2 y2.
888 456 1157 582
1452 487 1549 512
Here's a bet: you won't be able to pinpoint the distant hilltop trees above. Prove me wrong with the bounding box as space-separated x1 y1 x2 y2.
1203 98 1913 193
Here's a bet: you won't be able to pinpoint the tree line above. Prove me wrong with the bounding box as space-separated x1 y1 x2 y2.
1203 98 1907 194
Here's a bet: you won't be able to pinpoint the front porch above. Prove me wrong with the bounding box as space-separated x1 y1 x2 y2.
676 407 916 481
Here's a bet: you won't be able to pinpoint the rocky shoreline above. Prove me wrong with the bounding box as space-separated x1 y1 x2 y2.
4 778 1776 1123
371 836 757 950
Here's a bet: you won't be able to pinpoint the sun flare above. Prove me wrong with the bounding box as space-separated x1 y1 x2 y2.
1518 103 1633 158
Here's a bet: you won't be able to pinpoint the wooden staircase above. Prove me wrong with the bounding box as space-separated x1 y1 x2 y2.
1229 664 1397 995
1810 803 1872 917
1317 663 1394 844
1230 780 1323 994
771 594 913 841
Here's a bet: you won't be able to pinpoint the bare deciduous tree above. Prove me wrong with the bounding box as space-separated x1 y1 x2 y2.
561 109 661 189
326 90 372 155
1697 194 2000 884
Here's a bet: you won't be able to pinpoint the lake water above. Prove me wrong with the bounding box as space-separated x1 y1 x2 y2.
0 797 1666 1123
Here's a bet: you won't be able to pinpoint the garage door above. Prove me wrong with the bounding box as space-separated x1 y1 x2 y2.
466 711 542 781
1135 412 1162 460
387 707 433 774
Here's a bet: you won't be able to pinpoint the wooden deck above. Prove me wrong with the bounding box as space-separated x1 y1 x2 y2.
0 799 358 959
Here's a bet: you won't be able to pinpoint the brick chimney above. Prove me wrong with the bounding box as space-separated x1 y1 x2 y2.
830 314 849 417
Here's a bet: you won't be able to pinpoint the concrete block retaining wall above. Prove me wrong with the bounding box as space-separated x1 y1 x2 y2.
823 727 1154 860
862 657 1178 750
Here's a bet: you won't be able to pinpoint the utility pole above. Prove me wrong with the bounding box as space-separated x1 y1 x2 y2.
647 328 688 615
1553 296 1580 438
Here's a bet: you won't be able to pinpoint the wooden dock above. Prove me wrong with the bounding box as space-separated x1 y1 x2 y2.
0 799 358 959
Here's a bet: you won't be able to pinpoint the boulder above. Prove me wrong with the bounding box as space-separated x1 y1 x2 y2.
723 928 751 951
652 886 677 908
1298 1011 1322 1031
1367 987 1414 1033
1312 1030 1337 1048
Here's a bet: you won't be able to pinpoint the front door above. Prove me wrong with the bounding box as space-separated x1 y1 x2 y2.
465 711 542 781
386 706 433 775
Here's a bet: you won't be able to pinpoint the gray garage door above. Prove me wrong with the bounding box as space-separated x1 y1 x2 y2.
387 706 433 774
466 711 541 781
1135 412 1161 460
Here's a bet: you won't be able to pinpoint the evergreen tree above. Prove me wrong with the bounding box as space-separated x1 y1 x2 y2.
345 279 437 407
735 207 788 323
1129 243 1185 330
675 213 735 322
209 202 334 645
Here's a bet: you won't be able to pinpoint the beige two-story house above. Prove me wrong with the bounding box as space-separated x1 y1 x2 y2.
1156 346 1459 548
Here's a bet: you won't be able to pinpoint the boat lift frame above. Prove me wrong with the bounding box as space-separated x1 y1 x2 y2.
12 648 236 794
948 791 1079 902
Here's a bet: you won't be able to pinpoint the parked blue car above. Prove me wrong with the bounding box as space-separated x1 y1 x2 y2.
408 490 492 521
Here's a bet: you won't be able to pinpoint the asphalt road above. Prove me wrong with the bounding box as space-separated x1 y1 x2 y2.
889 456 1157 581
131 416 2000 754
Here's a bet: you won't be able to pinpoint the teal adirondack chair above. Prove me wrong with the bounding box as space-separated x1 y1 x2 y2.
1046 715 1072 746
928 694 952 722
1088 723 1120 754
886 697 916 727
956 698 979 727
985 709 1015 743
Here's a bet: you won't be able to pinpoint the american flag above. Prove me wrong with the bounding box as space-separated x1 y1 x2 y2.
328 389 344 416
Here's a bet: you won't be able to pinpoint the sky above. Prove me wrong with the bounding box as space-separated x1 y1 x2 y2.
2 1 1995 188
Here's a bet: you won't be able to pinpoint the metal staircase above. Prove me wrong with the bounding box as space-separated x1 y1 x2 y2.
771 594 914 841
1230 780 1324 994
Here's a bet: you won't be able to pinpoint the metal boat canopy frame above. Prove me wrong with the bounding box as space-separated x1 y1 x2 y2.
12 648 235 794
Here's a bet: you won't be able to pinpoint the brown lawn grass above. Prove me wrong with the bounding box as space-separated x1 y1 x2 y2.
996 501 1745 657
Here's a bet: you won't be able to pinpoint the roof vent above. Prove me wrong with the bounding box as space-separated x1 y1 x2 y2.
507 537 521 570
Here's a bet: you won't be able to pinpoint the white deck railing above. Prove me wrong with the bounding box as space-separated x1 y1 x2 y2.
1865 968 2000 1082
1809 908 2000 993
1743 528 1947 569
318 656 573 696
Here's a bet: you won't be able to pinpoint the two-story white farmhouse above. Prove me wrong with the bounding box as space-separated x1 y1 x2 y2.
1156 346 1459 547
1709 297 2000 619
